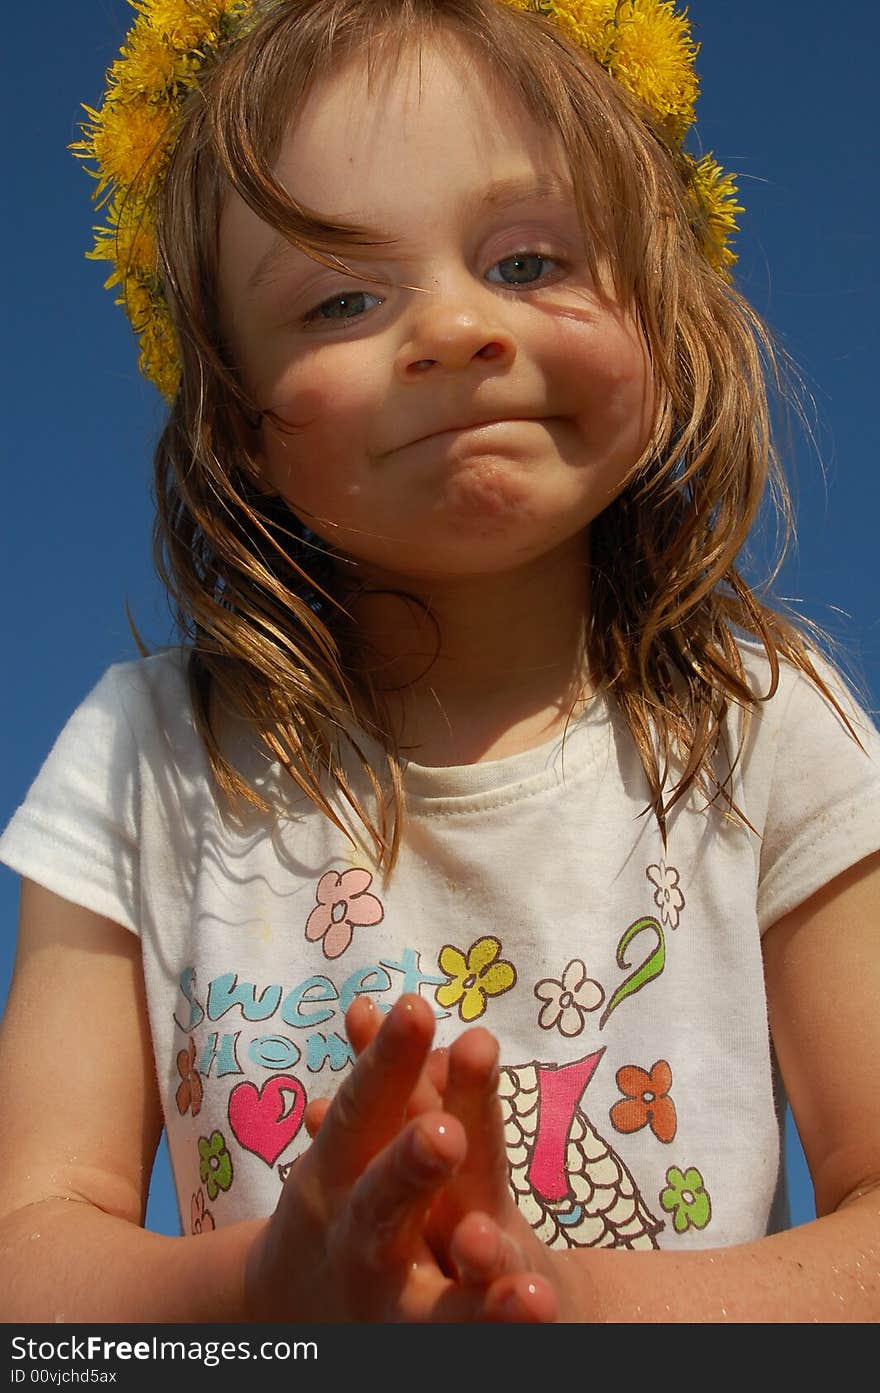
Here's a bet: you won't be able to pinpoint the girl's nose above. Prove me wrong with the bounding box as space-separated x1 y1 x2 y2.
393 297 516 380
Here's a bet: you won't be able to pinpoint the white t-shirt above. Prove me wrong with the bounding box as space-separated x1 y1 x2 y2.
2 643 879 1249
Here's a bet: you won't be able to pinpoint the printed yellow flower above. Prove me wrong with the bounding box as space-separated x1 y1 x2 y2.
607 0 699 140
436 936 517 1022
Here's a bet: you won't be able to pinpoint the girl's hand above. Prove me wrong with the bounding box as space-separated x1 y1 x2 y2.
244 994 556 1323
305 996 574 1320
431 1025 579 1320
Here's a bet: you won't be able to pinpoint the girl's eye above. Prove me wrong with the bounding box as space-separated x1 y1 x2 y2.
486 252 560 287
303 290 383 326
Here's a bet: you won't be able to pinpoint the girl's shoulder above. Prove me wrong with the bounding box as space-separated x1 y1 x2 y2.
0 647 205 934
4 645 200 841
734 633 878 748
731 636 880 932
89 644 191 708
63 646 197 752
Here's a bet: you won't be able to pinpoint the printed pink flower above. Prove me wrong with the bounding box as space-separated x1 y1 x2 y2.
305 868 384 959
190 1188 215 1235
534 959 605 1037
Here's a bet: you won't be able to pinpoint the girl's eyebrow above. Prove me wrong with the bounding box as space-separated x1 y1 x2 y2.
246 172 575 292
471 171 575 211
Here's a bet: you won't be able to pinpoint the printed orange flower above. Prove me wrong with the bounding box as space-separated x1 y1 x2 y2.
175 1036 203 1116
305 868 384 959
436 936 517 1022
190 1187 215 1235
610 1059 677 1142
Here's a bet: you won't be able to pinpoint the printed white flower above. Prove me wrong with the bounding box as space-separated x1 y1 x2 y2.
646 860 685 929
534 960 605 1037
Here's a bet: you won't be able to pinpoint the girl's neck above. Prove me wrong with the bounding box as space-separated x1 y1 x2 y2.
344 536 592 767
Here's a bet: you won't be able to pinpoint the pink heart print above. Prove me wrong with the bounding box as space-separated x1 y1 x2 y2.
228 1075 307 1166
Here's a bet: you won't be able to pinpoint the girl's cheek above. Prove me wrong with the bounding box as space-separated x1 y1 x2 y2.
551 313 642 385
263 348 381 429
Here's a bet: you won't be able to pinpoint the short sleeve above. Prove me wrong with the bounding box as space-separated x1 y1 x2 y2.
0 665 145 934
755 656 880 932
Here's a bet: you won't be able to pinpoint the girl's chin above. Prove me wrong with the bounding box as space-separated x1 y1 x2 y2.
334 523 586 585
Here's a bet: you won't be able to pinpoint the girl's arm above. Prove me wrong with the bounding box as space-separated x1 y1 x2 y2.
0 879 261 1321
0 882 551 1323
435 852 880 1321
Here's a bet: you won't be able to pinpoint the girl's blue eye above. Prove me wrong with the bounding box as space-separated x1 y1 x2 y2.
304 290 382 325
487 252 557 286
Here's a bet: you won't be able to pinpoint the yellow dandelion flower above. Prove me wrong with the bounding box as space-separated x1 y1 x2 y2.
109 18 197 102
78 98 172 200
547 0 618 63
118 277 157 331
89 202 159 289
135 0 234 53
139 305 181 400
501 1 617 63
89 227 146 288
115 213 159 278
607 0 699 141
688 154 743 273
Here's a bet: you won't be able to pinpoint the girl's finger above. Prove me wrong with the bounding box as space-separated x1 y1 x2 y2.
303 1095 331 1139
306 1018 451 1145
440 1026 512 1219
425 1045 450 1095
345 993 385 1057
347 1000 448 1116
403 1045 448 1118
307 1035 447 1144
311 992 438 1187
481 1272 559 1324
447 1209 529 1286
336 1110 466 1274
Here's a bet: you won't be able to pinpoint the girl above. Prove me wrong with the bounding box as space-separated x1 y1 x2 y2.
1 0 879 1322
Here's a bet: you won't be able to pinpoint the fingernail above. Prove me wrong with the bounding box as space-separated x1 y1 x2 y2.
497 1290 521 1320
411 1123 452 1174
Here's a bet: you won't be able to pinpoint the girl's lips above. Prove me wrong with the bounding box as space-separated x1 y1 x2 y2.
403 417 546 449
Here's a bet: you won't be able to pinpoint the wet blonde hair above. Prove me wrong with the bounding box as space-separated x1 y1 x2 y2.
149 0 850 873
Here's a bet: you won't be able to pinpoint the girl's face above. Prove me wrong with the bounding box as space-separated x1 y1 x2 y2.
219 38 654 584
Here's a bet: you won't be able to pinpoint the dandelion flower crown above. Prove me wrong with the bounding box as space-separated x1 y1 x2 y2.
72 0 744 401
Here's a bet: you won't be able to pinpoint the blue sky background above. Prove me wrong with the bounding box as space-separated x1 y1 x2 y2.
1 0 877 1239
